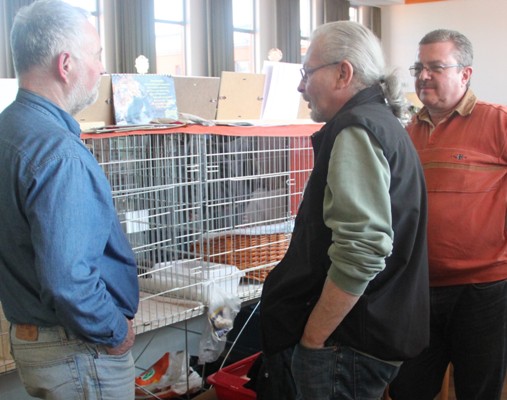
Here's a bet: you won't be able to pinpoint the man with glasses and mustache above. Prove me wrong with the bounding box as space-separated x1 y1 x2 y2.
0 1 139 399
389 29 507 400
259 21 429 400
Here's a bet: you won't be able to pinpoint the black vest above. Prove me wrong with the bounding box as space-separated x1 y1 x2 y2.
260 85 429 361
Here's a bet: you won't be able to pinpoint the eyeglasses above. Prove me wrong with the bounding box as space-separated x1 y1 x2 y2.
409 63 462 77
300 62 341 81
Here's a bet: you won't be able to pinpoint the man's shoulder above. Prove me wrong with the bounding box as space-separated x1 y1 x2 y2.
474 99 507 116
0 106 88 173
1 109 73 146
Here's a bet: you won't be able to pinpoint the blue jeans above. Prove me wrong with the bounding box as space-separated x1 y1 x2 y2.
389 279 507 400
10 324 135 400
292 343 400 400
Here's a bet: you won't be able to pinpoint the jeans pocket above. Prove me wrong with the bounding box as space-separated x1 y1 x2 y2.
15 353 84 399
292 343 336 399
89 350 135 399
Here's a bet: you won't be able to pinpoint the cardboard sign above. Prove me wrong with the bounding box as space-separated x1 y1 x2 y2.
215 72 265 120
173 75 220 120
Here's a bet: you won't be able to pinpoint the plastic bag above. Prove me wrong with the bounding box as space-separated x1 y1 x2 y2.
135 350 201 399
198 282 241 364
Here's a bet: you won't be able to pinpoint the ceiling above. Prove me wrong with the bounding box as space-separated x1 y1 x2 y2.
349 0 404 6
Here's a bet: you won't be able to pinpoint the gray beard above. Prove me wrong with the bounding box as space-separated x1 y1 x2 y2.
310 108 327 123
68 79 100 116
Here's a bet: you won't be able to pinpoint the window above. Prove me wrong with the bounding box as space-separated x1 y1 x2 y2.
154 0 186 75
299 0 314 58
63 0 100 31
233 0 256 73
62 0 105 65
349 6 359 22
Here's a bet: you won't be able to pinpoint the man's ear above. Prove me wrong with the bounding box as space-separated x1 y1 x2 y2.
56 51 72 83
461 65 473 87
337 60 354 88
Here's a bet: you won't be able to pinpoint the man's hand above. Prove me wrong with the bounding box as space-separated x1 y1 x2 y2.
106 317 135 355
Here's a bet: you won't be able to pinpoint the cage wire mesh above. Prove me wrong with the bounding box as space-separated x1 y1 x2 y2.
0 131 313 374
84 132 314 333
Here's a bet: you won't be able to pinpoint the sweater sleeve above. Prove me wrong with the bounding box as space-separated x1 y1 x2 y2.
324 126 393 296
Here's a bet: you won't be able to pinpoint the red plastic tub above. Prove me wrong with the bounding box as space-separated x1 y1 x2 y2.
206 352 260 400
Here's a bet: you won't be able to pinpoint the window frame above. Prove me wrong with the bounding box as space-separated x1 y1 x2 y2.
299 0 316 59
232 0 258 73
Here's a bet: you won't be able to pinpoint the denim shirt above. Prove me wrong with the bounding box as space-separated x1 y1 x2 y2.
0 89 139 347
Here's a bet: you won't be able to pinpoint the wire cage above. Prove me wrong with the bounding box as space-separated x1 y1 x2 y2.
82 131 314 334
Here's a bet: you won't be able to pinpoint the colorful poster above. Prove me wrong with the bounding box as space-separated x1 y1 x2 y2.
111 74 178 125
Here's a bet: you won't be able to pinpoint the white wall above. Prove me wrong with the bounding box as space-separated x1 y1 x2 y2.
258 0 277 71
381 0 507 105
186 0 209 76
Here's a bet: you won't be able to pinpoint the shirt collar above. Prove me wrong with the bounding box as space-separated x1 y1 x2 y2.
416 89 477 125
16 88 82 137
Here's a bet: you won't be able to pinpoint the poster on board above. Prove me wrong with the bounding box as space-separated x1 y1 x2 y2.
111 74 178 125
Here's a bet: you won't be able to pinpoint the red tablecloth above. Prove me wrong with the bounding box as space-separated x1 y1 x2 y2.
81 122 322 139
